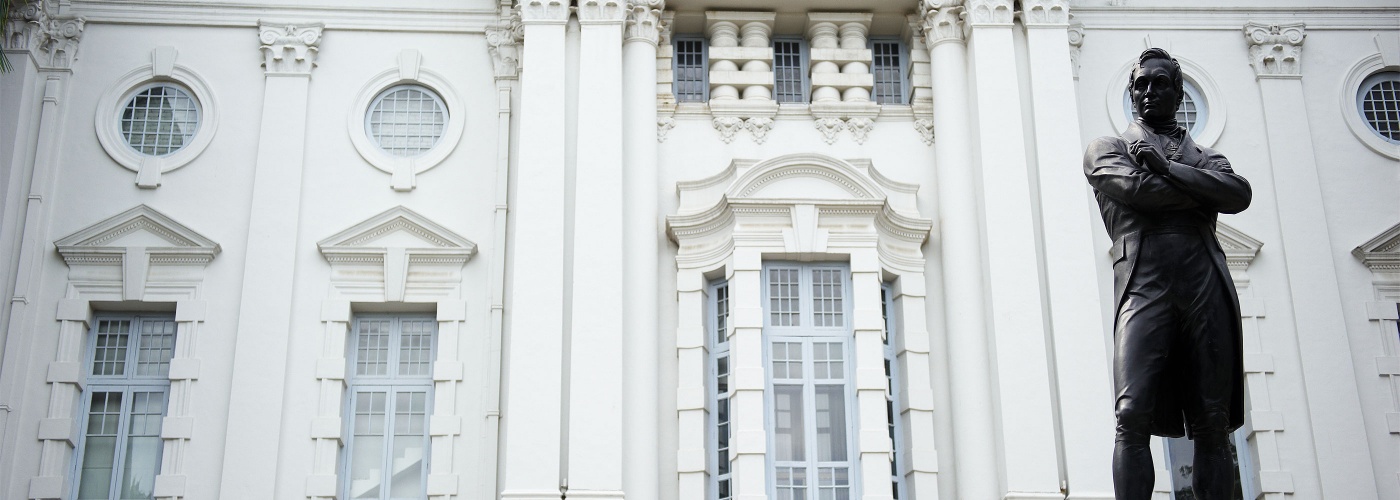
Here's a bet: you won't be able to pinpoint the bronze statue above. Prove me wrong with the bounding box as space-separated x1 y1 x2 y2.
1084 48 1252 500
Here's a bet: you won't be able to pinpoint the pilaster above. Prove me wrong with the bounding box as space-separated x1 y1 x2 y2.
965 0 1062 496
1243 21 1378 500
219 20 321 499
623 2 664 499
501 2 570 499
918 2 997 499
1020 2 1115 498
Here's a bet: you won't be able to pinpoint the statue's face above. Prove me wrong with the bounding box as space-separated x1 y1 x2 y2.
1130 58 1180 124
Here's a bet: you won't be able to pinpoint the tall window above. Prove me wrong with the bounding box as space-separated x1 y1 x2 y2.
773 38 809 104
343 315 436 500
881 285 907 498
675 36 709 103
764 263 855 500
73 315 176 500
709 280 732 500
870 40 905 105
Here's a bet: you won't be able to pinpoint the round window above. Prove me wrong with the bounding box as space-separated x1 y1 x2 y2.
1122 78 1207 138
364 85 448 157
120 84 201 156
1357 71 1399 144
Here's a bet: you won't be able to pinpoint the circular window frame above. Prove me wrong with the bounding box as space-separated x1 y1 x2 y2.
1341 54 1400 160
118 83 203 157
348 68 464 177
96 65 219 175
363 84 450 158
1106 56 1226 148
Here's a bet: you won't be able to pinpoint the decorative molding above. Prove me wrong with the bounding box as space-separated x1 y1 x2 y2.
624 0 664 44
657 116 675 142
918 0 965 48
54 204 221 268
1354 221 1400 272
346 52 467 190
1068 21 1085 80
846 117 873 145
318 206 476 303
1244 22 1305 78
578 0 626 23
814 117 845 144
485 6 523 79
712 116 744 144
519 0 570 23
966 0 1014 26
1070 7 1398 31
3 0 85 70
913 118 935 146
258 21 323 74
1338 39 1400 160
1215 221 1264 271
1021 0 1070 26
744 117 773 144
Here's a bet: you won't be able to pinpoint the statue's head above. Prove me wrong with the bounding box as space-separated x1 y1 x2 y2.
1127 48 1185 126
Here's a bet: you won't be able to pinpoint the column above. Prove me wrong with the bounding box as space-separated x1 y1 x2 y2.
852 250 895 500
1243 22 1378 500
219 22 322 498
501 1 569 498
918 2 999 498
623 2 663 499
1021 1 1115 497
965 0 1062 496
568 1 627 498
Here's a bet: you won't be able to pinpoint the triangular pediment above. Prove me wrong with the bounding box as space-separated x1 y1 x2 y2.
1215 221 1263 270
54 204 221 256
318 206 476 258
1353 221 1400 271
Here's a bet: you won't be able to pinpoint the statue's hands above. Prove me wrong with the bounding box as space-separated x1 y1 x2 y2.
1129 140 1170 175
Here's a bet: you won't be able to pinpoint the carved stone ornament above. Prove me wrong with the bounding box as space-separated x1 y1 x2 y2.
966 0 1015 26
814 117 847 145
3 0 84 70
745 117 774 144
486 7 524 79
913 118 935 146
578 0 626 22
520 0 571 23
713 116 745 144
657 116 675 142
259 22 323 74
1244 22 1305 77
625 0 665 44
918 0 965 48
1020 0 1069 26
1068 21 1085 79
846 117 874 145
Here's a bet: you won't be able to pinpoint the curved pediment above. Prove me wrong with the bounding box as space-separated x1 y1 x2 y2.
726 153 885 201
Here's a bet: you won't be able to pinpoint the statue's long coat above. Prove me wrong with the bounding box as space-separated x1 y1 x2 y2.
1084 121 1252 438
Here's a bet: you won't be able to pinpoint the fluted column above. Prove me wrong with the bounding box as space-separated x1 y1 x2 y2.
963 1 1062 496
1243 22 1378 500
1020 2 1115 497
501 1 570 498
622 2 663 499
219 22 322 499
918 2 998 499
568 1 628 498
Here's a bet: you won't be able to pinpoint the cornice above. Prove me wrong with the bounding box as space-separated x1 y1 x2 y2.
70 1 497 33
1070 7 1399 31
1354 221 1400 273
53 204 221 268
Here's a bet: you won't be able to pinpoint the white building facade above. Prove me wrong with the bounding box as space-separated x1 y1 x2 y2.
0 0 1396 499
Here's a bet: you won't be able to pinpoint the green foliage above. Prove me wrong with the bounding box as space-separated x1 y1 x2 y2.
1 0 12 73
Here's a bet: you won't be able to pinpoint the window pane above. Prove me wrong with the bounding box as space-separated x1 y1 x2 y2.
389 391 428 498
817 467 851 500
78 392 123 499
773 384 806 462
356 320 392 376
120 85 199 156
93 320 132 377
812 269 845 327
350 392 388 499
675 39 707 103
775 466 808 500
814 384 849 462
136 319 176 377
774 41 806 103
714 282 729 346
397 320 433 377
769 269 801 326
772 341 803 380
872 41 903 105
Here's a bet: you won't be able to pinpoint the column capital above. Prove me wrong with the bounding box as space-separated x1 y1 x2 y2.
1067 21 1085 79
487 8 524 79
258 22 322 75
624 0 665 44
578 0 626 23
520 0 570 24
965 0 1014 27
918 1 965 48
1019 0 1069 27
3 0 85 70
1244 22 1305 78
